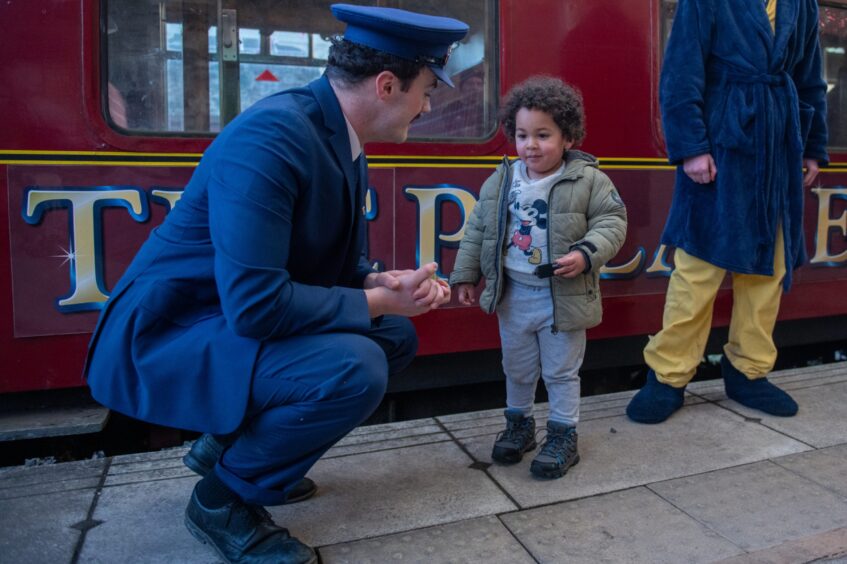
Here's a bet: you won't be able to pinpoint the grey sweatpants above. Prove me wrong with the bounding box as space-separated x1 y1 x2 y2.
497 275 585 426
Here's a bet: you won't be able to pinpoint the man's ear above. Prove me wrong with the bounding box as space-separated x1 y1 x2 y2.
375 70 398 101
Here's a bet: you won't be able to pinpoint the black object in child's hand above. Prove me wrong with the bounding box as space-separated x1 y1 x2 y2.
534 263 557 278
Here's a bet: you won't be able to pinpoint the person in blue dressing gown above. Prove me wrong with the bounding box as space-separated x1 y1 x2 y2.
627 0 828 425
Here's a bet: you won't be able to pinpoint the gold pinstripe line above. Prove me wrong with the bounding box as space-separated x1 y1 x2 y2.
2 151 847 171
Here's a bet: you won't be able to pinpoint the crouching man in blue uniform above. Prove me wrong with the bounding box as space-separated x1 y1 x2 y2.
84 5 467 562
627 0 828 424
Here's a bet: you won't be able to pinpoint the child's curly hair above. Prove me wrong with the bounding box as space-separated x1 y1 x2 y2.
500 76 586 146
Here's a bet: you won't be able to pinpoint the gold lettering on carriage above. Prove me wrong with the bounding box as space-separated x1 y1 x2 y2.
24 188 146 309
811 187 847 265
22 184 847 312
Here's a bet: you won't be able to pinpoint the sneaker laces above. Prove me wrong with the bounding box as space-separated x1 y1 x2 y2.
495 417 533 444
538 429 576 463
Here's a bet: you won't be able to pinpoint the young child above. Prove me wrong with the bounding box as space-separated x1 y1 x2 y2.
450 76 627 478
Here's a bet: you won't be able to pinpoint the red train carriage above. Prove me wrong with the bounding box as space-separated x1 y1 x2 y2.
2 1 846 407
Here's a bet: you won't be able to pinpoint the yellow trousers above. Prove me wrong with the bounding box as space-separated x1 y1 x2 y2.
644 229 786 387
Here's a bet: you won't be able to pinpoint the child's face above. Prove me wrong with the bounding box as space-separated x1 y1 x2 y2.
514 108 573 180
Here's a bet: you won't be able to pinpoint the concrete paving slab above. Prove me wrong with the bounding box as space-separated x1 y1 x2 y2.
108 456 190 476
267 441 517 547
4 362 845 563
332 422 444 447
441 392 705 441
434 388 643 430
766 362 847 383
649 460 847 551
319 515 535 564
0 458 105 500
714 526 847 564
324 433 452 459
436 406 503 425
110 447 188 465
458 402 809 508
105 465 196 487
79 475 211 563
781 366 847 389
105 447 197 486
323 419 452 458
344 417 439 436
0 487 96 564
501 486 742 563
687 361 847 399
685 368 847 448
717 379 847 448
0 404 109 440
772 444 847 498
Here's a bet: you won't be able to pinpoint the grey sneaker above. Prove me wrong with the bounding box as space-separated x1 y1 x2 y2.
530 421 579 479
491 409 537 464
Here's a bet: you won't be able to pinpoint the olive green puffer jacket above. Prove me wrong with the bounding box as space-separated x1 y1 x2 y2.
449 151 627 331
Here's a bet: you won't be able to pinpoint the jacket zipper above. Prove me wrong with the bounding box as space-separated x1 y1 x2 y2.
547 180 561 334
492 157 513 314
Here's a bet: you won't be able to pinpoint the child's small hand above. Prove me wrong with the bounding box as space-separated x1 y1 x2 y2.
554 251 586 278
411 264 450 308
456 283 476 305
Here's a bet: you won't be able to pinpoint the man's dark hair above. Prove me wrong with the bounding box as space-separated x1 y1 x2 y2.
500 76 586 145
326 37 427 92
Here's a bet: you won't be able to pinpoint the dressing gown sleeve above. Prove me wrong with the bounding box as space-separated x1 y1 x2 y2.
659 0 715 164
792 0 829 164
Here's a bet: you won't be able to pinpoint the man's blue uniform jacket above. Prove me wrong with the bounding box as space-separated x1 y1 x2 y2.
85 75 374 434
659 0 828 289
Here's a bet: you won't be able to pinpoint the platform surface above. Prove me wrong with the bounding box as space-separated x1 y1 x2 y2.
2 362 847 563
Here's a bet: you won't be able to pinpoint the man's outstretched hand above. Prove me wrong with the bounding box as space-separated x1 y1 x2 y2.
365 262 451 318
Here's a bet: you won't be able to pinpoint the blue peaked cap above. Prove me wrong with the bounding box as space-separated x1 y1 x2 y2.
331 4 469 87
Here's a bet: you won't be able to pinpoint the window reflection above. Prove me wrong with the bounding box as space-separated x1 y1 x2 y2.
410 65 494 138
821 6 847 148
105 0 497 139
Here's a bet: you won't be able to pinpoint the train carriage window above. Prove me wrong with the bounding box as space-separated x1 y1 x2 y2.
660 0 676 47
821 5 847 149
104 0 498 139
407 1 497 140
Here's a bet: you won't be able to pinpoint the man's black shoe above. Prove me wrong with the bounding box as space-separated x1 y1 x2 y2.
184 434 318 504
185 487 317 564
183 433 226 476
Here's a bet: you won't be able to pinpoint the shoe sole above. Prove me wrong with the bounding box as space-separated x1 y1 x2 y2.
286 479 318 504
725 392 799 417
184 511 236 564
625 403 683 424
625 412 673 424
530 454 580 479
184 511 318 564
491 440 537 465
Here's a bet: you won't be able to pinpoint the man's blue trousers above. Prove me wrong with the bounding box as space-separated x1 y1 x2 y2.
213 315 417 505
